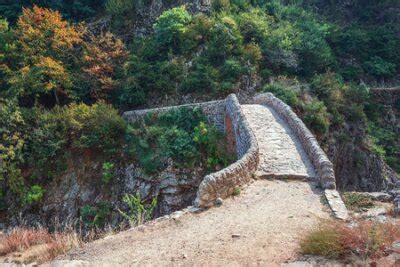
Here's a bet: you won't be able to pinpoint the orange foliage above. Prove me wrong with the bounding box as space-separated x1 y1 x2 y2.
82 31 128 100
15 5 82 60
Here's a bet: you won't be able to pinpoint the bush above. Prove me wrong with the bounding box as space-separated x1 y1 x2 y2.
212 0 230 12
302 99 330 137
301 220 400 261
102 162 114 184
80 201 112 227
25 106 69 179
342 192 374 212
262 83 298 107
0 100 26 195
153 6 192 53
105 0 134 15
66 102 126 153
24 185 46 205
207 18 242 66
180 62 218 94
125 107 233 173
364 56 396 79
118 192 157 226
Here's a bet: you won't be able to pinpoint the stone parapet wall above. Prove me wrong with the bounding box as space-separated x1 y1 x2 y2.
254 93 336 189
194 94 259 207
123 100 226 132
122 95 259 208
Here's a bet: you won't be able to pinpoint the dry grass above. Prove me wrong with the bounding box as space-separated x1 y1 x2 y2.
0 227 81 264
300 219 400 262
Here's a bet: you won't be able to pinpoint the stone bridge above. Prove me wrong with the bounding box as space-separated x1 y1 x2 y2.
58 93 351 265
123 93 349 220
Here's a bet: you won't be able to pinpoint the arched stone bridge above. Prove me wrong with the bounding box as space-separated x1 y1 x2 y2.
123 93 349 220
62 93 350 266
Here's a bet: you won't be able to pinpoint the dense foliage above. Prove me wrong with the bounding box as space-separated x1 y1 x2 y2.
126 107 233 173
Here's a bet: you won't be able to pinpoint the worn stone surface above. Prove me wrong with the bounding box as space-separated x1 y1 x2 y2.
242 104 316 179
254 93 336 189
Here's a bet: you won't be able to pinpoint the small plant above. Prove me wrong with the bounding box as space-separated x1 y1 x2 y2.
80 202 112 227
118 192 157 227
102 162 114 184
233 187 241 196
24 185 46 205
342 192 374 212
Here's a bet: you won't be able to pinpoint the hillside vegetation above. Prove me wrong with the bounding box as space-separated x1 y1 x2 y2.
0 0 399 229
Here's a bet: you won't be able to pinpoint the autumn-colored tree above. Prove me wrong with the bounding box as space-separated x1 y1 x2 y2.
10 5 82 105
82 31 128 100
15 5 82 60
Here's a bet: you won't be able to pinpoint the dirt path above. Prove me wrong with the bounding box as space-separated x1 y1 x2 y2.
242 104 316 179
61 180 330 266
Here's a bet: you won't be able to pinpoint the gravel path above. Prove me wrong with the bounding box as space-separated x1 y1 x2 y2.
61 180 330 266
242 104 316 179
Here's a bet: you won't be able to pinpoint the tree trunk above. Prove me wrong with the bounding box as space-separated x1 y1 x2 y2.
54 89 60 105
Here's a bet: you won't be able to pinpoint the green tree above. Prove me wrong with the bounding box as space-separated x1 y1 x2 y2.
153 6 192 53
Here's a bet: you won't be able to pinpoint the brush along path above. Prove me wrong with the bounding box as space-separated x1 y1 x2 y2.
61 180 330 266
242 104 317 180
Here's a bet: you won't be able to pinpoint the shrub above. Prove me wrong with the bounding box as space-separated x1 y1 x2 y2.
80 201 112 227
301 220 400 261
24 185 46 205
207 18 242 66
105 0 134 15
212 0 230 12
193 121 235 170
180 62 218 94
102 162 114 184
0 100 26 195
66 102 126 153
221 59 244 82
153 6 192 52
262 83 298 107
25 106 69 179
125 107 233 173
118 192 157 226
342 192 374 212
302 99 330 137
364 56 396 79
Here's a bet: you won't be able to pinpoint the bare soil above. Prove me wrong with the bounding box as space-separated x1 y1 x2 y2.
62 179 330 266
